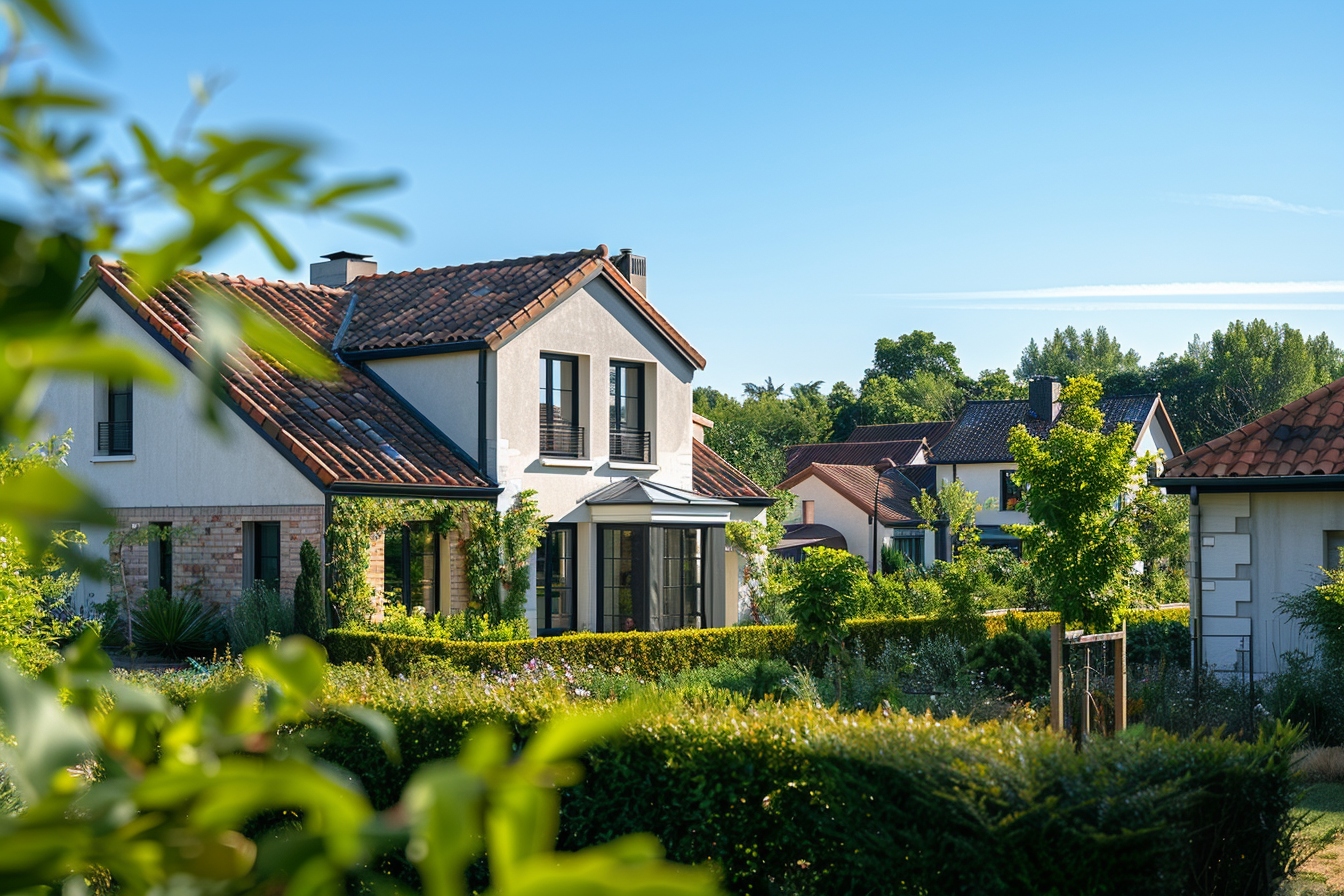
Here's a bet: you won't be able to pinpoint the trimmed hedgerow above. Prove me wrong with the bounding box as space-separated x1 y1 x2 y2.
300 667 1296 896
328 607 1189 677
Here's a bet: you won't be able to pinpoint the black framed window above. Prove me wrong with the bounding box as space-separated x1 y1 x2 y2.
888 534 924 568
149 522 172 596
538 523 576 633
384 522 439 614
609 361 648 461
100 382 133 455
598 525 644 633
1001 469 1023 512
659 527 703 630
539 353 582 456
253 522 281 592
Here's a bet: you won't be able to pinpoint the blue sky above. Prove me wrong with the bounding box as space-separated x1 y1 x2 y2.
40 1 1344 393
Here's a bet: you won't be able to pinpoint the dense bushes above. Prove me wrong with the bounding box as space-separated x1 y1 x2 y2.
328 608 1189 678
132 661 1300 895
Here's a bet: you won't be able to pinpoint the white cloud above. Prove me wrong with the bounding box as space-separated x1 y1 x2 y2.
948 301 1344 312
1178 193 1343 216
890 281 1344 301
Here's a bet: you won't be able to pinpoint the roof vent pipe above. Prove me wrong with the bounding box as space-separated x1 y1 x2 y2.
311 251 377 288
1029 376 1062 422
612 248 647 297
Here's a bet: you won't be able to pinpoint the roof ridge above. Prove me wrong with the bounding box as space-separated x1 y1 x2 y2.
364 245 607 281
91 259 352 298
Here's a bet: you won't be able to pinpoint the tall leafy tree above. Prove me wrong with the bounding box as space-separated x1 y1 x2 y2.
1015 326 1141 383
867 330 964 381
1006 376 1143 628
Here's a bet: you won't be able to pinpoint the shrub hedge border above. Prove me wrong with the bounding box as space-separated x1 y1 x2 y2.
328 607 1189 677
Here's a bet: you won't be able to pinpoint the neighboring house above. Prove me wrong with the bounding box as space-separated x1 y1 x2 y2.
778 376 1181 568
777 463 937 571
1155 376 1344 676
929 376 1182 556
38 245 771 636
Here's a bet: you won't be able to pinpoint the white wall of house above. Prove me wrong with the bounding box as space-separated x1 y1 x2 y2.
38 287 326 510
1196 490 1339 676
935 463 1024 528
367 350 481 465
785 475 934 569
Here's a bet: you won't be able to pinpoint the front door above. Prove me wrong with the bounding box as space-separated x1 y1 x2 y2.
598 525 646 632
660 527 704 630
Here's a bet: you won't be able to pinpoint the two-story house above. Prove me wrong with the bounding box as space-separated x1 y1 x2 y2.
929 376 1182 555
38 245 771 636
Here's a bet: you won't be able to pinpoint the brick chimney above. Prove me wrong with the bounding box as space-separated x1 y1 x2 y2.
802 500 815 525
311 251 377 288
612 248 647 296
1029 376 1061 422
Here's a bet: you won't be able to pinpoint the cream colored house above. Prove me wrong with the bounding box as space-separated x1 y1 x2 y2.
930 377 1182 556
1156 376 1344 676
38 246 770 636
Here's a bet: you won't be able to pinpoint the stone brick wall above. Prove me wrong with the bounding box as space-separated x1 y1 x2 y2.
111 504 324 609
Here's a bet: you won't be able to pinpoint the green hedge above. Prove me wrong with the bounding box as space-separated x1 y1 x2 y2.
296 666 1295 896
329 607 1189 677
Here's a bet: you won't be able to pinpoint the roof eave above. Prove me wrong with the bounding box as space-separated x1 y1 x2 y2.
325 482 503 499
1153 474 1344 494
338 339 490 361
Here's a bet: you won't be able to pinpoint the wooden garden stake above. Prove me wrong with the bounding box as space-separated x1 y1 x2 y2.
1114 622 1127 732
1050 622 1063 734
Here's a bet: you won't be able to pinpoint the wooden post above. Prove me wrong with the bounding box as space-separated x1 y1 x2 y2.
1114 621 1127 733
1050 622 1063 733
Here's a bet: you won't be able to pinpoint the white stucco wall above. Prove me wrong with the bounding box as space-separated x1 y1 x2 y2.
785 476 932 568
36 287 326 510
367 351 481 464
1197 490 1344 676
936 463 1026 529
491 273 701 523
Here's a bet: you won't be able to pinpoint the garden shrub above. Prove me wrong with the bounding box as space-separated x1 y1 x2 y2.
369 601 531 642
225 582 294 651
966 630 1045 698
130 588 222 660
292 539 326 641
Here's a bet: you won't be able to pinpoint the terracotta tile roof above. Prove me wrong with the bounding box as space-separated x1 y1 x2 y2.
691 440 772 502
1163 377 1344 479
784 439 928 481
846 421 954 446
779 463 926 526
932 395 1160 464
89 260 495 494
339 245 706 369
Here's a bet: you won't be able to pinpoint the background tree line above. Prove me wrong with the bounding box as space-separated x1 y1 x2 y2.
695 320 1344 488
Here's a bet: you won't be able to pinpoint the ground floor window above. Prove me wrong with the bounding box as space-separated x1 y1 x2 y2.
385 522 438 613
886 533 924 569
598 525 711 633
599 526 643 632
539 523 576 633
660 527 703 630
253 522 280 592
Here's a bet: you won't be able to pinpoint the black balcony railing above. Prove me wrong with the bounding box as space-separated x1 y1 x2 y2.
609 429 651 463
98 420 133 455
540 423 584 457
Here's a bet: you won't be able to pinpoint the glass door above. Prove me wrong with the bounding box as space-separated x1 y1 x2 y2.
598 526 645 632
539 524 576 633
660 528 703 630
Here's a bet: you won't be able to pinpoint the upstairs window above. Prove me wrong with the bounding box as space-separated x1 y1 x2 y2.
1001 469 1023 512
100 382 133 455
609 361 649 462
539 354 581 456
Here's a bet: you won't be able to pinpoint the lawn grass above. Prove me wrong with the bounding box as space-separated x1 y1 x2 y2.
1285 784 1344 895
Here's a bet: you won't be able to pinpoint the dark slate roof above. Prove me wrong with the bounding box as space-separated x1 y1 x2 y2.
1162 376 1344 479
783 439 927 480
691 440 772 501
931 395 1160 464
846 421 954 446
90 260 495 494
585 477 732 505
779 463 926 526
338 245 706 368
898 463 937 493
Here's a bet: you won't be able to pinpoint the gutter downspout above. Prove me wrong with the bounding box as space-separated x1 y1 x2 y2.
1189 486 1201 671
477 349 488 477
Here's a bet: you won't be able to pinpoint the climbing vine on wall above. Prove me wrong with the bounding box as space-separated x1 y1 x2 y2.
326 491 549 626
